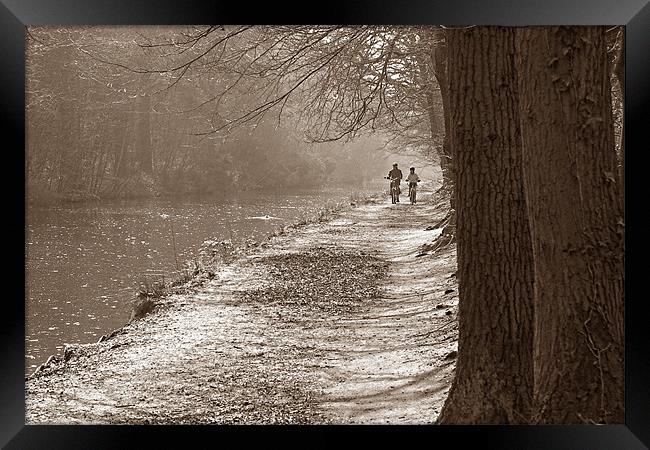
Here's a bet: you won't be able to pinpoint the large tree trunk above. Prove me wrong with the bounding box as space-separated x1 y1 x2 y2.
515 26 624 424
437 27 535 424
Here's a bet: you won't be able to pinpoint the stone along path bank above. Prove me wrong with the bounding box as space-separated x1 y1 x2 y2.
26 191 459 424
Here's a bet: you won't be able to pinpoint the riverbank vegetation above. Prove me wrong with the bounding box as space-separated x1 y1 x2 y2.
130 191 382 322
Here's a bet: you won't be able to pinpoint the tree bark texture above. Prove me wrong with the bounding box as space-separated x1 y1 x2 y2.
615 30 625 210
515 26 624 424
437 27 535 424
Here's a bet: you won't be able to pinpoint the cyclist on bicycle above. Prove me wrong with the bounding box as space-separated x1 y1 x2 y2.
386 163 403 202
406 167 421 204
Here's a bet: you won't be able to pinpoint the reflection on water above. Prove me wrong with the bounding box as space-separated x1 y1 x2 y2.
25 186 379 373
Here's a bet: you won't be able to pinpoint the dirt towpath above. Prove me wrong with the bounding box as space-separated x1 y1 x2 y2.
26 191 459 424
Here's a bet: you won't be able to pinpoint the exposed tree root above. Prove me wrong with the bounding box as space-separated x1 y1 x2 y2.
422 208 456 253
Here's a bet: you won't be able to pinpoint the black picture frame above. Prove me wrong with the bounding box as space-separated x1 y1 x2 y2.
5 0 649 448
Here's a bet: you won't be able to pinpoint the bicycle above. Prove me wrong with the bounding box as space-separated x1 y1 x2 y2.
408 180 420 205
385 176 401 204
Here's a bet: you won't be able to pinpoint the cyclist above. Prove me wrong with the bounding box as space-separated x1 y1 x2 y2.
406 167 421 204
386 163 403 203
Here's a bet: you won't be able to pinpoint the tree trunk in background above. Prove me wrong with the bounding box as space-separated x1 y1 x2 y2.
136 93 153 174
430 29 452 195
91 118 110 194
425 28 456 246
431 28 454 205
414 42 441 152
515 26 624 424
135 74 154 175
437 27 535 424
56 100 81 192
114 115 131 179
55 48 82 193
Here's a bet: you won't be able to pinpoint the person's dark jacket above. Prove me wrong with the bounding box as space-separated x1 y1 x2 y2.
388 168 403 181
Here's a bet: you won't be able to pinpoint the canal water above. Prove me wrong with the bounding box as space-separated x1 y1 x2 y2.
25 186 381 373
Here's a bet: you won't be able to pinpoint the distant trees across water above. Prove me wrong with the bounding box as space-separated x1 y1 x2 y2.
26 27 392 203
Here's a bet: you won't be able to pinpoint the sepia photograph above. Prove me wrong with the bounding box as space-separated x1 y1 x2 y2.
4 0 649 446
23 23 626 426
